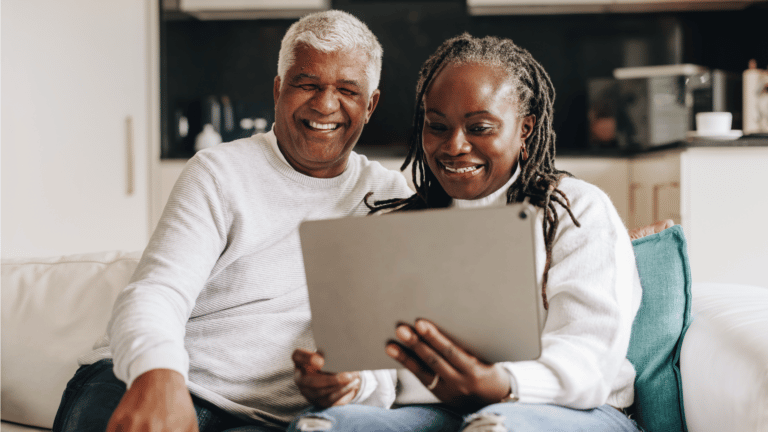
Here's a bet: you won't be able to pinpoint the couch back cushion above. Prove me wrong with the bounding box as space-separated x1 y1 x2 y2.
1 251 140 429
627 225 693 432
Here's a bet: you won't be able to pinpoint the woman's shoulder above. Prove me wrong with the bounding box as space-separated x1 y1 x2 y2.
556 176 620 223
557 176 610 203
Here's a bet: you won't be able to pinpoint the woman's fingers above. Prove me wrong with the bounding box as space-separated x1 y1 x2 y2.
392 324 461 384
413 319 479 374
386 342 436 385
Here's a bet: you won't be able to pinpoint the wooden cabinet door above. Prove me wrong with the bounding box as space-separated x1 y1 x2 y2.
2 0 154 258
556 157 631 225
629 151 681 229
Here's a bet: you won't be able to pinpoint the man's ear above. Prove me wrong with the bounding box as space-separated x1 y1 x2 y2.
521 114 536 141
364 89 381 124
273 76 282 107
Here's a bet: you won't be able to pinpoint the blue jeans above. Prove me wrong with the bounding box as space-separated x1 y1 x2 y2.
461 402 641 432
286 402 640 432
52 359 284 432
286 404 463 432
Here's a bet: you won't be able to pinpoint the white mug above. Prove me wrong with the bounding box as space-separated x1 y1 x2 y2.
695 112 732 136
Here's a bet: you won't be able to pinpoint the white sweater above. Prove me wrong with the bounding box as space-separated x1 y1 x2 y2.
80 131 412 426
448 169 642 409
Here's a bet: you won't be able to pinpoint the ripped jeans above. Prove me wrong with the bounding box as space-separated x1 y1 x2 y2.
287 402 640 432
461 403 641 432
287 404 462 432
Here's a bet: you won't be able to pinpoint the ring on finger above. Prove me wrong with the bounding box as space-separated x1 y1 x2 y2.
426 374 440 390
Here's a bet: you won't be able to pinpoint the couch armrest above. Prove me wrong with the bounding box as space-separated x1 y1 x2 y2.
1 251 140 429
680 282 768 432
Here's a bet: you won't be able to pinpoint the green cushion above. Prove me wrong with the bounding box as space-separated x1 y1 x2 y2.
626 225 692 432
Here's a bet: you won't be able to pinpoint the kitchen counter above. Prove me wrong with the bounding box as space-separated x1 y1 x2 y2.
638 134 768 153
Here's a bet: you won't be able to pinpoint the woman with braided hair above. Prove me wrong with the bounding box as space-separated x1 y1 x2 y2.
377 33 642 431
289 33 642 432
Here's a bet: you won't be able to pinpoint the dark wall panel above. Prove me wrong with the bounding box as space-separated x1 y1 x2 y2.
161 2 767 158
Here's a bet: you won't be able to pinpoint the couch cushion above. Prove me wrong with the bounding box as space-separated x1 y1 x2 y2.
627 225 692 432
1 251 140 429
681 282 768 432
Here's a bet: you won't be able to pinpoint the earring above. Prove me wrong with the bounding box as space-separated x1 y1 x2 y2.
521 145 529 161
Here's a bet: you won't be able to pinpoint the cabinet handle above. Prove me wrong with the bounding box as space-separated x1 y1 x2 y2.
629 183 640 216
126 116 134 196
652 182 679 222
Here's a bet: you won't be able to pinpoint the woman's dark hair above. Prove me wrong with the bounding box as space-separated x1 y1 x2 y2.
366 33 580 310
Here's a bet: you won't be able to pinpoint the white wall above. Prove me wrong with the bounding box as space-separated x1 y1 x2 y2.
1 0 158 258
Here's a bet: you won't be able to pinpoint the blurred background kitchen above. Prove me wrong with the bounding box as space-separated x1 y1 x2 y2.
160 0 766 157
3 0 768 286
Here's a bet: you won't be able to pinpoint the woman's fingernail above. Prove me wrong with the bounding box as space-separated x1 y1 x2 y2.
415 320 429 334
386 344 400 358
396 326 412 340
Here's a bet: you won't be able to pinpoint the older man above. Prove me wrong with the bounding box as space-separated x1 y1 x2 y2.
52 10 412 432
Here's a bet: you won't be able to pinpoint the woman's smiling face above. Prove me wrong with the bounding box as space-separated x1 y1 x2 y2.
422 62 534 200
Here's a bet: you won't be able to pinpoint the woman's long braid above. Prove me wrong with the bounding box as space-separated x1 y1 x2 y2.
367 34 580 309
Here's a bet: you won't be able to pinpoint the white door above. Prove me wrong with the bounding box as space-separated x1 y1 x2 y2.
2 0 155 258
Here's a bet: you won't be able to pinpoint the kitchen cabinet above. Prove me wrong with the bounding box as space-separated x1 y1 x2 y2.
1 0 160 258
628 150 681 229
556 157 630 224
467 0 758 15
556 148 768 287
172 0 330 19
629 146 768 287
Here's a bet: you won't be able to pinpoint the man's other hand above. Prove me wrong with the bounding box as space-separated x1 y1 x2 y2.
629 219 674 241
292 349 361 408
106 369 198 432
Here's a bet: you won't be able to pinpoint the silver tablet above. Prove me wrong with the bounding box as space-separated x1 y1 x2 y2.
299 203 542 373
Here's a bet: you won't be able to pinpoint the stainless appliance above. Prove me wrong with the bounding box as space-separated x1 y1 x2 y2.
587 65 742 149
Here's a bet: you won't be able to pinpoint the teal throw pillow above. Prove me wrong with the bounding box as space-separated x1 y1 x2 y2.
626 225 692 432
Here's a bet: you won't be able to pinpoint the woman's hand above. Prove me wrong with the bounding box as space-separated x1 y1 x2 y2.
292 349 361 408
385 319 511 410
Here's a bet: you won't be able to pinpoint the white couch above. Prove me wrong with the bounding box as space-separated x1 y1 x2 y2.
2 251 768 431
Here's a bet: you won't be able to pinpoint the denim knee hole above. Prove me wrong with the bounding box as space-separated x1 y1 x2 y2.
462 412 507 432
296 414 334 432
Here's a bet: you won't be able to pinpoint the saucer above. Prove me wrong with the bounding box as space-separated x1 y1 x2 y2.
686 130 743 140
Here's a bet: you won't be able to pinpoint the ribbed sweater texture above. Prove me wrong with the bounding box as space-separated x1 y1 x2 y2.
80 131 412 426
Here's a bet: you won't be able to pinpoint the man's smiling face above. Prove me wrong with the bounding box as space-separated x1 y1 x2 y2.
273 44 380 178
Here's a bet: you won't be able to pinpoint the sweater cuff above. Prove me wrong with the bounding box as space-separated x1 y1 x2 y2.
501 361 561 404
349 370 377 404
350 369 397 408
123 346 189 389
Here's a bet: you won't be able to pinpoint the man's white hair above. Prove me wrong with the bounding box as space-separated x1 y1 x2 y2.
277 10 383 97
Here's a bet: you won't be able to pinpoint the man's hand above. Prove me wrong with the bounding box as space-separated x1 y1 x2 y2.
106 369 198 432
629 219 674 240
292 349 361 408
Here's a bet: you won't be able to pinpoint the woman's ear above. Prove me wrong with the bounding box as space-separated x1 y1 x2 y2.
521 114 536 141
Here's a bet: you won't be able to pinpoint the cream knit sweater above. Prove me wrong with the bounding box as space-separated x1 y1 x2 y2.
80 131 412 426
445 169 642 409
